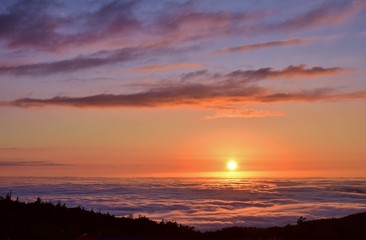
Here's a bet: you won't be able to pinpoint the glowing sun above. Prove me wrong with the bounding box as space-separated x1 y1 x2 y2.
227 160 238 171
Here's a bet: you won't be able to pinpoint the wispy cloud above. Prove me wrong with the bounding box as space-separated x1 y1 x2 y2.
7 88 365 109
358 31 366 37
2 65 359 110
217 38 309 53
0 46 166 75
0 0 142 51
0 147 20 151
223 65 344 81
150 0 362 45
0 159 69 166
135 63 203 72
204 106 285 119
0 1 69 51
266 0 365 32
257 88 366 102
181 70 209 81
150 3 268 44
0 0 361 84
0 147 48 152
0 0 361 54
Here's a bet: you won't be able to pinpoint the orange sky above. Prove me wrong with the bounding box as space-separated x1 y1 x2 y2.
0 0 366 177
1 101 365 177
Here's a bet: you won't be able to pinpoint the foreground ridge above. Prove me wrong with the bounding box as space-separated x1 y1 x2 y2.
1 195 366 240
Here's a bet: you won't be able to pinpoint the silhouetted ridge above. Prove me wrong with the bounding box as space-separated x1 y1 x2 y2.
1 195 366 240
0 196 197 240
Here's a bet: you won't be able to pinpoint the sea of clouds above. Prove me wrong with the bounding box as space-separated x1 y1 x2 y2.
1 177 366 230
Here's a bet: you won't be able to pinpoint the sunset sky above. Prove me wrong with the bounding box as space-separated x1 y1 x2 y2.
0 0 366 177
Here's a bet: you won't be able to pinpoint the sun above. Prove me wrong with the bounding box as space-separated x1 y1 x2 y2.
227 159 238 171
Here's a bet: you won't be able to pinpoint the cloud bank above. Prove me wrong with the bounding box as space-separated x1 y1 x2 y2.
1 177 366 230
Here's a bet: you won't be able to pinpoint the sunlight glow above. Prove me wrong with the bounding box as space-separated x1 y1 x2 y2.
227 159 238 171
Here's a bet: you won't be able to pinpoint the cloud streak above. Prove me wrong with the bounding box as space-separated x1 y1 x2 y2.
224 65 344 81
7 88 365 109
135 63 203 72
155 0 364 46
2 65 360 110
0 160 68 167
267 0 365 32
0 46 166 75
218 38 309 53
204 106 285 119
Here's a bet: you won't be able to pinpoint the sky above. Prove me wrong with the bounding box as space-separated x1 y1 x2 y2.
0 0 366 177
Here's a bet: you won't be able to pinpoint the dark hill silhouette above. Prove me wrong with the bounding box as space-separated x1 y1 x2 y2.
1 193 366 240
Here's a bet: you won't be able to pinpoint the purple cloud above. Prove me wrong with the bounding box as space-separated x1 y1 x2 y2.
0 0 361 53
2 65 360 109
0 46 165 75
218 38 309 53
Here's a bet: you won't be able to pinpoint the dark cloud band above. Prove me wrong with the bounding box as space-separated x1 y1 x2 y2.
3 65 360 109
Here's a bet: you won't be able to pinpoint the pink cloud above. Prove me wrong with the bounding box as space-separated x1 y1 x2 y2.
217 38 309 54
267 0 365 32
135 63 203 72
204 106 285 119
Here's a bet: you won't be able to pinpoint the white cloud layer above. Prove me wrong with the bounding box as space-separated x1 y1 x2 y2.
1 177 365 230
